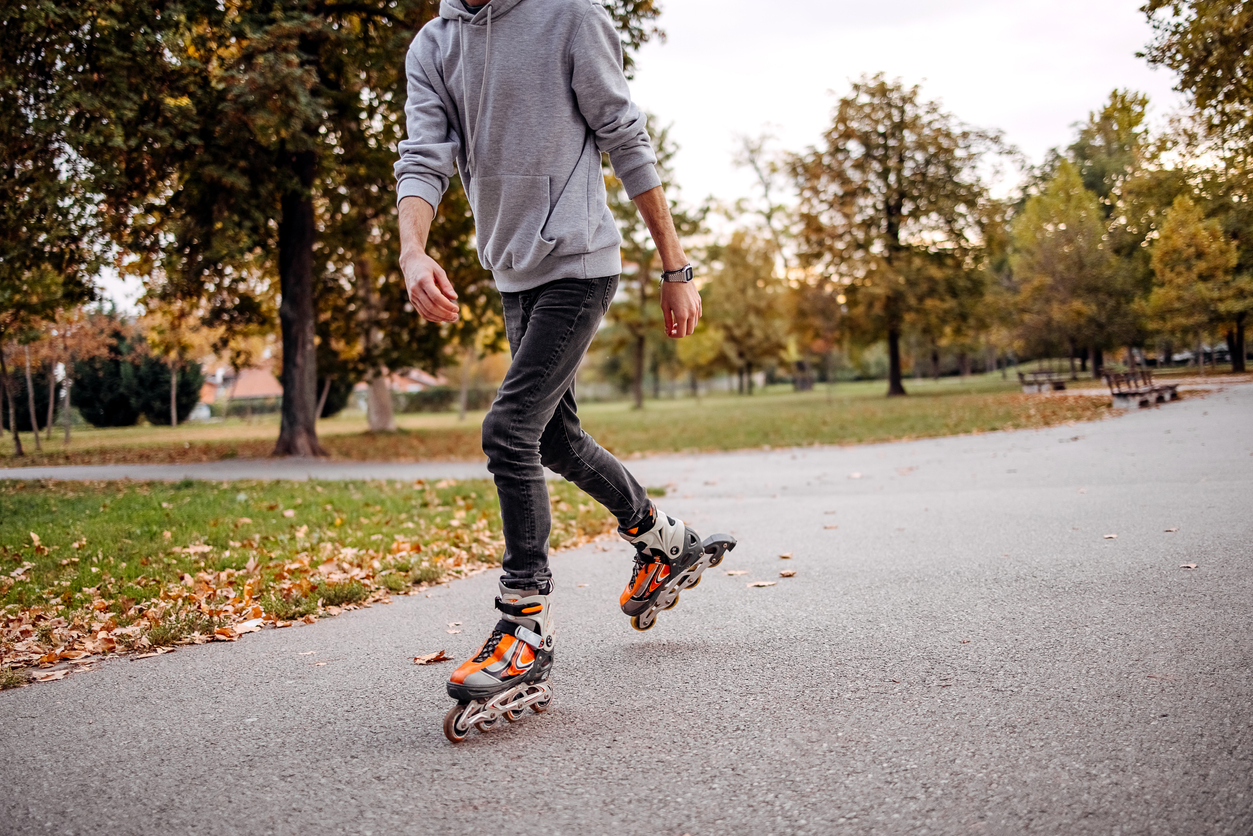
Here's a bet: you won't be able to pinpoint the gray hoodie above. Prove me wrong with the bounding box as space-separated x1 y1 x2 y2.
394 0 661 292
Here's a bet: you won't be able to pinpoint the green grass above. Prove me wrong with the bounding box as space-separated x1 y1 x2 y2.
0 667 28 689
0 478 615 668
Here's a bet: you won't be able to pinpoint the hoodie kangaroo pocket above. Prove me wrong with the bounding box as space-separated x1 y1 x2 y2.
472 175 557 273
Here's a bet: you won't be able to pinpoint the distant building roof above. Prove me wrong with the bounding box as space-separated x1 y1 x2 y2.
230 366 284 399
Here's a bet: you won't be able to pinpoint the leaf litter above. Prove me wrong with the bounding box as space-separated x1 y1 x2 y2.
1 478 616 685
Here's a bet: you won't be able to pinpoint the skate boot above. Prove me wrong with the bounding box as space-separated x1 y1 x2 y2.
442 580 555 743
619 505 737 632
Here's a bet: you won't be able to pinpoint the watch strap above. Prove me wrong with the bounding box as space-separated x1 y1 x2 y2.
660 264 693 283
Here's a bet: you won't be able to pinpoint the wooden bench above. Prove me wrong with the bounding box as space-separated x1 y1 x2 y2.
1018 370 1068 393
1104 370 1180 409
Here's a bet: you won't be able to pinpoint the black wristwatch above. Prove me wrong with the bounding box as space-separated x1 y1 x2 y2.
660 263 693 283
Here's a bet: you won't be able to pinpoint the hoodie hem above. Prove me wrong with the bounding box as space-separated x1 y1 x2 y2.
492 247 622 293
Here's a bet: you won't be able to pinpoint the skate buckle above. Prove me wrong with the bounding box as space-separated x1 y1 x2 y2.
513 624 543 649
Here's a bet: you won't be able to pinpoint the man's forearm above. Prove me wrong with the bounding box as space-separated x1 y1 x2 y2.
399 196 436 260
632 185 688 272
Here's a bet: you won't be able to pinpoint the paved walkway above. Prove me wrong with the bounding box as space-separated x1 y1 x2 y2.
2 385 1251 835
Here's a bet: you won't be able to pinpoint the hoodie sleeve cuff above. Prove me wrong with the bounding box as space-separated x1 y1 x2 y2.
396 177 445 211
617 163 662 200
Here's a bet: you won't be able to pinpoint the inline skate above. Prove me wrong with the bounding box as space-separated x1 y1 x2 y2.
443 580 554 743
620 505 736 631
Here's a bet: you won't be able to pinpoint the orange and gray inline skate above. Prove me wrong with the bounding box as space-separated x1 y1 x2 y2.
619 505 736 631
443 580 554 743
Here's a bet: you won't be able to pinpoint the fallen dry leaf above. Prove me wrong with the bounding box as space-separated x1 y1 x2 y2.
314 661 327 667
779 570 796 578
283 509 296 518
779 552 793 560
1078 488 1087 494
747 581 777 588
824 525 839 530
447 622 461 628
1180 564 1198 570
301 614 317 624
577 583 589 588
446 629 461 634
848 472 863 480
31 669 69 682
235 619 264 635
725 570 748 576
1164 528 1179 533
414 650 452 666
298 651 316 656
1104 534 1118 540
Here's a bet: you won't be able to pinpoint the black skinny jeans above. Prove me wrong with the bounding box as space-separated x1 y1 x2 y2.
484 275 650 588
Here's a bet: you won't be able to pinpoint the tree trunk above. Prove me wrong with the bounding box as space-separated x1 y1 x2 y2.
746 362 754 395
1 351 23 456
931 345 940 381
45 365 55 440
1068 341 1077 381
1091 346 1103 380
367 373 397 432
689 371 699 401
958 351 970 378
273 149 327 457
1233 315 1247 373
169 363 179 428
23 347 41 452
1197 333 1205 375
886 328 907 396
631 331 645 409
315 376 331 420
62 378 72 444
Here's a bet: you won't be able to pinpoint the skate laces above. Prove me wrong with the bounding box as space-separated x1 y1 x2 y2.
472 628 506 663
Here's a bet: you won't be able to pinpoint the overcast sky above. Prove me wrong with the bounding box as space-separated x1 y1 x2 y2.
627 0 1185 209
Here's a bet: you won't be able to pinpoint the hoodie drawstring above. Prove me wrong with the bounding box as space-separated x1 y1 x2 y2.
457 5 492 178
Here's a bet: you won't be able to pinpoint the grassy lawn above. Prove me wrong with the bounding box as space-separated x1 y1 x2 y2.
0 477 617 682
0 372 1133 466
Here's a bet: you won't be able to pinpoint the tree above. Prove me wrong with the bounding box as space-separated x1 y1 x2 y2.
792 75 1005 396
0 2 100 455
1147 194 1241 373
141 296 220 427
704 232 788 394
1142 1 1253 148
1011 162 1137 376
36 308 114 443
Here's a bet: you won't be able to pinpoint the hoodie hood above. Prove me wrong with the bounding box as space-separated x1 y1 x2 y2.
439 0 528 23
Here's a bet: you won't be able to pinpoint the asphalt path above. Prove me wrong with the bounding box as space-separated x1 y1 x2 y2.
2 385 1251 836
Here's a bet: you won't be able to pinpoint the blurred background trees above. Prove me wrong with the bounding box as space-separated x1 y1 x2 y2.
2 0 1250 456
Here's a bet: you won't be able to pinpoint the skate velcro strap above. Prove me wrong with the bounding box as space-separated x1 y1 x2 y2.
511 624 544 649
493 619 543 649
495 597 543 618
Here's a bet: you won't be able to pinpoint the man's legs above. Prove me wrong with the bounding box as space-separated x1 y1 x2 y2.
483 275 650 588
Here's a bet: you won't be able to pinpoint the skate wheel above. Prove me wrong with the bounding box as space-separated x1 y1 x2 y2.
664 592 680 610
443 703 472 744
531 694 552 714
630 613 655 632
685 575 701 589
504 706 525 723
474 715 502 733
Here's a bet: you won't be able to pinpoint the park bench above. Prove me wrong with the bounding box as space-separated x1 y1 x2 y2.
1104 370 1180 409
1017 370 1068 393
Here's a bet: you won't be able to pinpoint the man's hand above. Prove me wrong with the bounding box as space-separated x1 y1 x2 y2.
402 251 459 323
632 185 700 338
660 281 701 338
398 196 458 323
